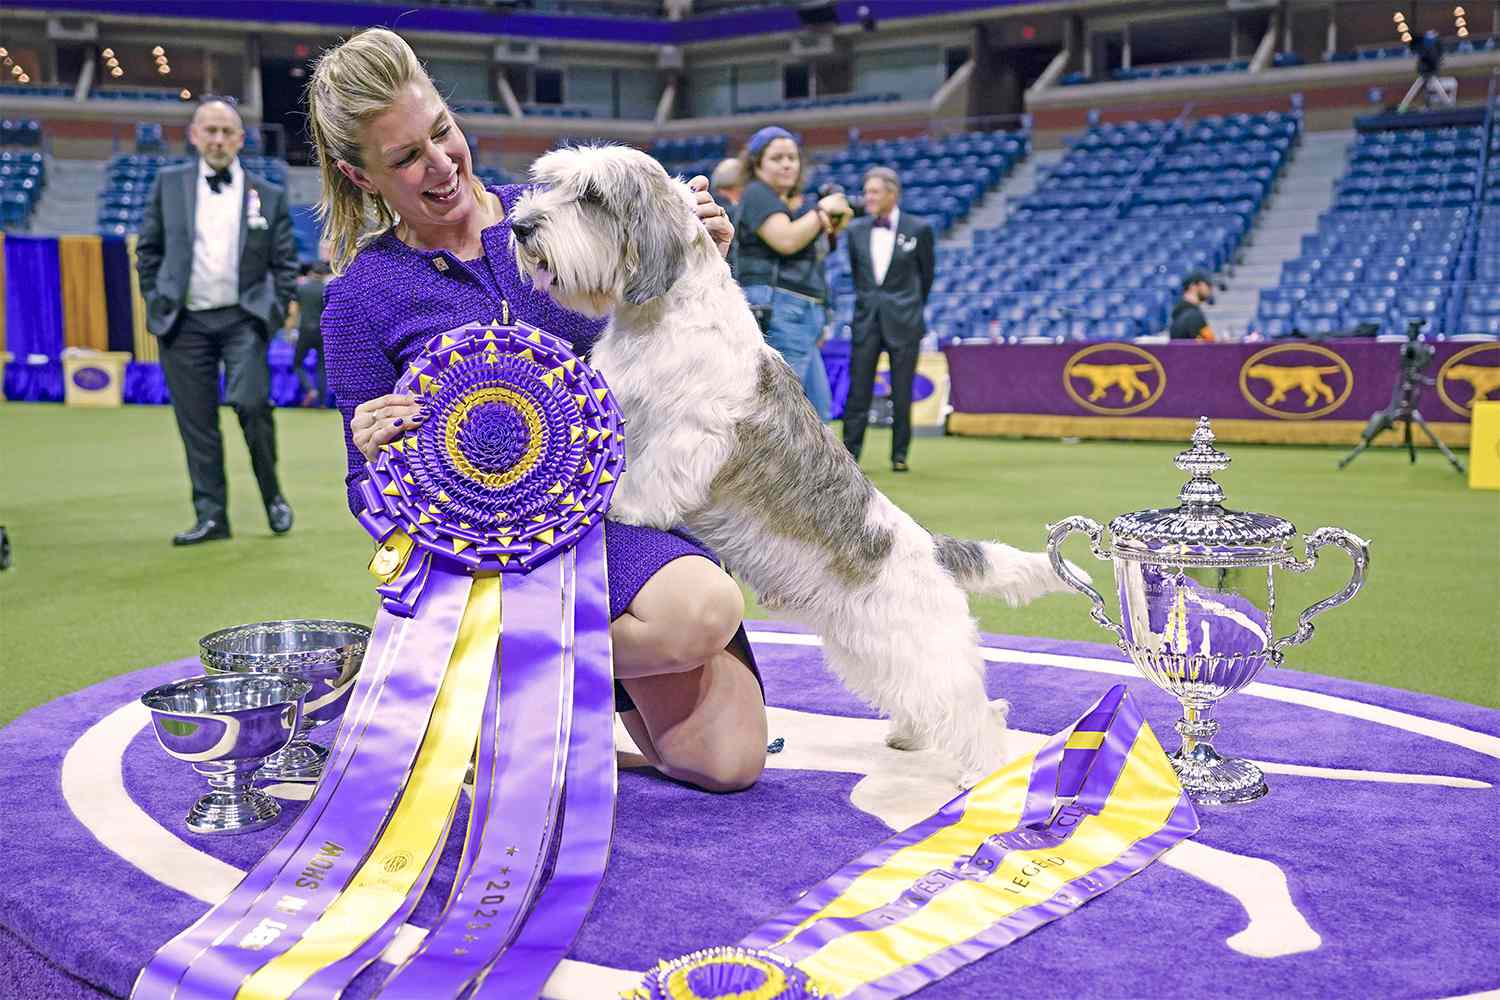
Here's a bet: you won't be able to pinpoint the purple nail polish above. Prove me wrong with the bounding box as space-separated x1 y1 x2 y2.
394 418 404 427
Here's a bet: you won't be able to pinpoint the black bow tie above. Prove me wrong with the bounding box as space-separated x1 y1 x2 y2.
205 168 233 194
873 215 892 229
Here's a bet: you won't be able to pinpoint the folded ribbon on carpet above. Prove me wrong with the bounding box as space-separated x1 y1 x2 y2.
132 321 625 1000
631 685 1197 1000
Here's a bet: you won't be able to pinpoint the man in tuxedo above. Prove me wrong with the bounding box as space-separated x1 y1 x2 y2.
841 167 935 472
138 98 298 545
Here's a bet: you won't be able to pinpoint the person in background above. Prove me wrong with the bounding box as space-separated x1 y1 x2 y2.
137 97 299 546
840 166 934 472
1170 269 1217 341
288 260 331 407
733 126 851 418
709 157 744 210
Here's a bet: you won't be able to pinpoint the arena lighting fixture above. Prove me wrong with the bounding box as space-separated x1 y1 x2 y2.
152 45 164 56
179 88 190 99
101 47 113 57
158 65 170 74
1455 6 1465 15
1394 11 1405 22
1402 31 1414 42
1457 16 1467 27
106 57 118 67
1459 26 1470 35
18 73 28 83
154 54 166 65
110 66 122 77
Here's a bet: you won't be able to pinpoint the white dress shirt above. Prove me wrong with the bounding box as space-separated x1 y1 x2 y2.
871 206 899 286
186 158 244 312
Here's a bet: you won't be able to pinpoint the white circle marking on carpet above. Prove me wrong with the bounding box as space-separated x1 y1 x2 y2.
57 634 1500 995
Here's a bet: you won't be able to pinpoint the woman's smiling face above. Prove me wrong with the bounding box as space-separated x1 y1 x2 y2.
344 82 479 232
755 137 801 195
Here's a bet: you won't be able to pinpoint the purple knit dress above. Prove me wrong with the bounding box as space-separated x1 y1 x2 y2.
322 184 719 627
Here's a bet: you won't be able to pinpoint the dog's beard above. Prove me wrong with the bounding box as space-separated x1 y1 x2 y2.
515 229 624 318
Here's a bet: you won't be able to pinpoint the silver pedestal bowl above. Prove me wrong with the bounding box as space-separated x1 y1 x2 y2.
198 619 370 783
141 674 311 834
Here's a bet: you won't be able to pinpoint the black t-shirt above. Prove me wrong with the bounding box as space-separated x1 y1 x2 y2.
734 179 827 301
1169 299 1209 340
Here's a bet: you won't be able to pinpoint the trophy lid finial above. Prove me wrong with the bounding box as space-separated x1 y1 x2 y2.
1106 417 1297 562
1174 416 1230 506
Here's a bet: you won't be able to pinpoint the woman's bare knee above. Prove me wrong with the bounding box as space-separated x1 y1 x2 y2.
616 557 744 676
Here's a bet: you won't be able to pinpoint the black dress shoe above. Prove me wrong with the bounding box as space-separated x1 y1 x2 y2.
173 519 230 546
266 496 294 535
891 459 910 473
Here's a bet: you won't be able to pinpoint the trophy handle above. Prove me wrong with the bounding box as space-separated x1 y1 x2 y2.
1045 516 1127 646
1271 527 1371 656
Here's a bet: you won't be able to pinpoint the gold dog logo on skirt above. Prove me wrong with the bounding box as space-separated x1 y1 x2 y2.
381 850 413 874
1238 344 1354 420
1063 344 1167 415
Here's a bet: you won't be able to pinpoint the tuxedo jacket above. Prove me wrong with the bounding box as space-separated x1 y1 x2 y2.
845 210 936 346
136 160 298 337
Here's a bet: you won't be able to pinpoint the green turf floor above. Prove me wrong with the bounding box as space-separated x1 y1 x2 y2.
1 403 1496 725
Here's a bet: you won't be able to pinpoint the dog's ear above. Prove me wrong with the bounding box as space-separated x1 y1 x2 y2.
621 168 687 305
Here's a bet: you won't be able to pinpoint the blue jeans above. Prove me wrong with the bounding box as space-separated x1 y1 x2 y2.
743 284 829 419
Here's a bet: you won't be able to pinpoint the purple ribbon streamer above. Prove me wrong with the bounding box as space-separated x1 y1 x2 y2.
131 609 405 1000
289 654 503 998
844 764 1198 999
141 567 471 1000
377 554 574 999
470 525 617 999
768 686 1139 967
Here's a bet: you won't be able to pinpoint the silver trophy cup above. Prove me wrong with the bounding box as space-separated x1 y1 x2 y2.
199 620 370 782
1045 417 1370 806
141 674 311 834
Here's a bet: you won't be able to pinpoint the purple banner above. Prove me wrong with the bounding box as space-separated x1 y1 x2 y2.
943 340 1500 425
7 1 1028 46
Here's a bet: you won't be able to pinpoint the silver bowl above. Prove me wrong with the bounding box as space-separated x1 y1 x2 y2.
199 619 370 782
142 674 311 834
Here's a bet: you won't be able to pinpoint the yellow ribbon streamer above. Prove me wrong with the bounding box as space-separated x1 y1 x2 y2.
792 725 1181 995
235 573 502 1000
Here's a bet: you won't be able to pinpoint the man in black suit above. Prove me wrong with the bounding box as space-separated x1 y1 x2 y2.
841 166 935 472
138 98 298 545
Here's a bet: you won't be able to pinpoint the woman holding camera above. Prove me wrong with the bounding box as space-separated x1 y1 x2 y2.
734 126 850 417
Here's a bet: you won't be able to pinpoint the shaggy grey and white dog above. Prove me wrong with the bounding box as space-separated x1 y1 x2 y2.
511 145 1080 784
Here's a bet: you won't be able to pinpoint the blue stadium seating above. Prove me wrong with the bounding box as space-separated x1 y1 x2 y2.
96 153 290 236
0 144 46 230
887 113 1297 342
736 93 901 115
1253 122 1500 338
813 129 1028 237
1061 60 1249 86
650 135 729 183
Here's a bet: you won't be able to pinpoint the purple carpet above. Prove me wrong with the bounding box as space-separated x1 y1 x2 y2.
2 624 1497 999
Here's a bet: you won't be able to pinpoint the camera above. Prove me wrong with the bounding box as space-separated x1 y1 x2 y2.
1411 31 1444 77
817 181 860 225
1400 318 1435 376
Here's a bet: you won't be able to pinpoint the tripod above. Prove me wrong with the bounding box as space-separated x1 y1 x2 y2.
1397 73 1456 113
1338 338 1465 474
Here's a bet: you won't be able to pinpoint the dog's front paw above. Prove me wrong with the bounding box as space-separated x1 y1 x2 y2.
885 719 929 752
605 490 675 531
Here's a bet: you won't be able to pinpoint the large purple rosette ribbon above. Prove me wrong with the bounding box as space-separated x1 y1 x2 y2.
629 686 1198 1000
134 321 623 1000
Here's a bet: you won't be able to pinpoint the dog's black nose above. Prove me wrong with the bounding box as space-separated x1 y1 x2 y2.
511 217 537 241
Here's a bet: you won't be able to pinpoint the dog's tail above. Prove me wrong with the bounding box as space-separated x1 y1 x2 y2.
932 534 1082 606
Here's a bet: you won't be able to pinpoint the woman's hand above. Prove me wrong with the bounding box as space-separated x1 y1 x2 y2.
687 175 733 258
818 192 852 233
350 392 424 463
